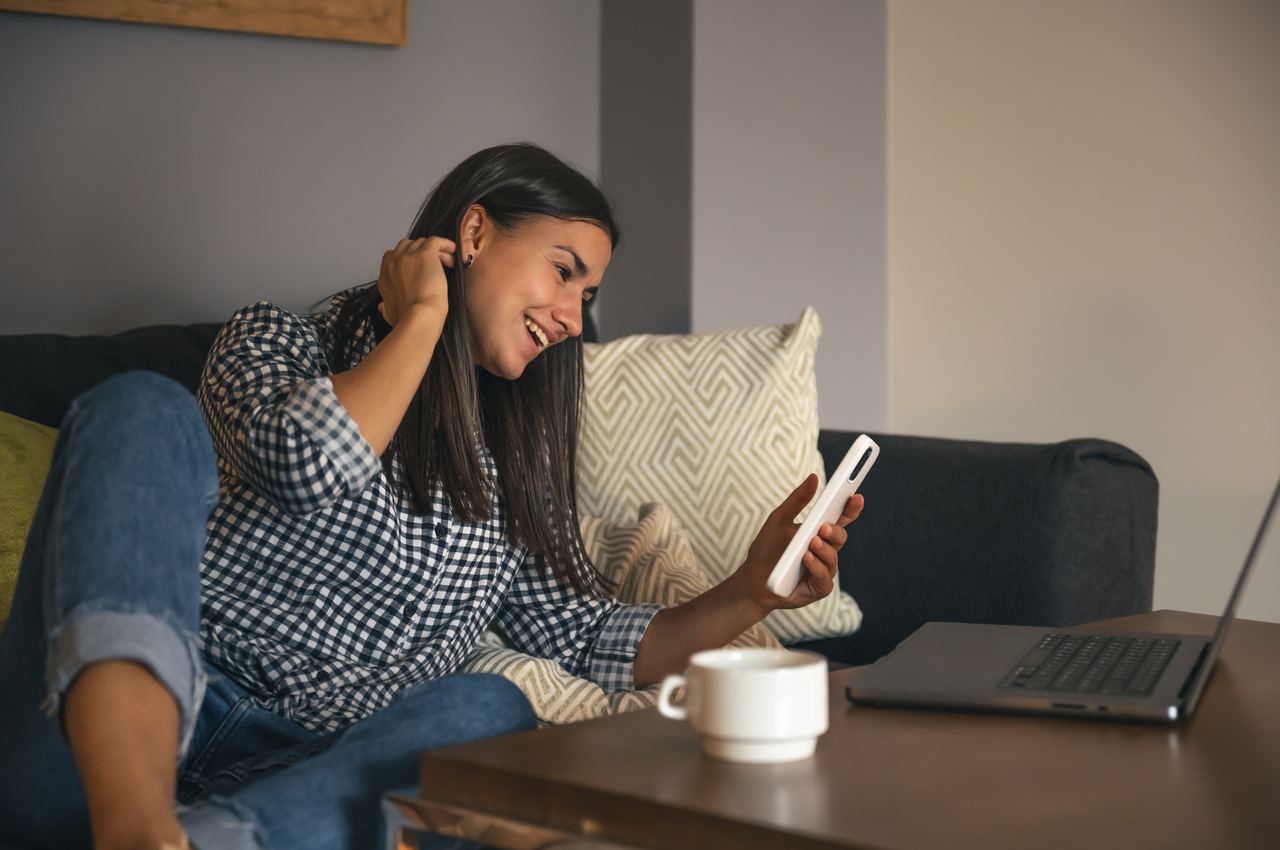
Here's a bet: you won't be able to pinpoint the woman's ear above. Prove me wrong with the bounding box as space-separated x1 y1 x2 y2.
460 204 489 258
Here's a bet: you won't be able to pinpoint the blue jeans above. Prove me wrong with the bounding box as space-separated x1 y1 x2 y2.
0 370 538 850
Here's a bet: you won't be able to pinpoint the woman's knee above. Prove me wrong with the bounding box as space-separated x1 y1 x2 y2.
450 673 538 733
70 370 202 436
64 370 217 494
74 368 188 408
381 673 537 740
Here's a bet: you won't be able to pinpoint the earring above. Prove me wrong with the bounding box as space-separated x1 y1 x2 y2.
464 254 474 267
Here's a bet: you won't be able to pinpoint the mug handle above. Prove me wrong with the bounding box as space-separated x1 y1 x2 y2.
657 674 687 720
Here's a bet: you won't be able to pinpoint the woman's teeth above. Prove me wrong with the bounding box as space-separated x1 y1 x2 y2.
524 317 548 349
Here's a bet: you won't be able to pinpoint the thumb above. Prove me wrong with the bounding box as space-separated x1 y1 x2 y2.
774 473 818 518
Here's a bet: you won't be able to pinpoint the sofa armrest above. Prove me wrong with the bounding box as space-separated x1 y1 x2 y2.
790 430 1158 666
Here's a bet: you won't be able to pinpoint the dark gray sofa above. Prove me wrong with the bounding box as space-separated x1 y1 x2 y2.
0 310 1157 669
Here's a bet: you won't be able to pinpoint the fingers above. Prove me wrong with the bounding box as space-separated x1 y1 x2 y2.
801 544 837 598
836 493 865 527
816 521 848 549
385 237 459 279
394 236 457 254
409 236 458 268
807 527 840 568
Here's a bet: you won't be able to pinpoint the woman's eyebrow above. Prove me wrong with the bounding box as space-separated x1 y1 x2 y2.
553 244 589 278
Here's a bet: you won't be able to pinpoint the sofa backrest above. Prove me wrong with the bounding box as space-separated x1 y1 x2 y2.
0 323 224 428
0 305 601 429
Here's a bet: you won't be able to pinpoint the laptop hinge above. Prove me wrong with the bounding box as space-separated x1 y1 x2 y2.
1177 642 1213 706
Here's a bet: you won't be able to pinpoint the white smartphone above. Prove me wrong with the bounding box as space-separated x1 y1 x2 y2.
765 434 879 598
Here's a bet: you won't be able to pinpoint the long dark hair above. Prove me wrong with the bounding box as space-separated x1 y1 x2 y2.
308 142 620 597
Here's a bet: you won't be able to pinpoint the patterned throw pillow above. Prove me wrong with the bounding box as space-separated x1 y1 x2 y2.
575 307 862 644
459 502 780 726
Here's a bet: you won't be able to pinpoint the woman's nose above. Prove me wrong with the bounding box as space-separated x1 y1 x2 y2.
553 300 582 339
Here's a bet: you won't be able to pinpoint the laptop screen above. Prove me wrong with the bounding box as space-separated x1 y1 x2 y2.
1183 475 1280 715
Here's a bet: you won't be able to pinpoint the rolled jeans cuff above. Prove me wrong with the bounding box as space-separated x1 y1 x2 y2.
41 605 208 761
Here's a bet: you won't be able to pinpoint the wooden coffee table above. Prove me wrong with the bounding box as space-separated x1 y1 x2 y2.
383 611 1280 850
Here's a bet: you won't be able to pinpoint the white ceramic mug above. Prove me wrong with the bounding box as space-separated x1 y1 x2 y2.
656 647 829 764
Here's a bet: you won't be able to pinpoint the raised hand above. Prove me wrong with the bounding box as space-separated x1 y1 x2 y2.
733 473 865 615
377 236 457 328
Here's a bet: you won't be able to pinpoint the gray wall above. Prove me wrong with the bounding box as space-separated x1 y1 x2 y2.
691 0 888 433
1 0 889 437
598 0 892 436
598 0 692 340
0 0 602 334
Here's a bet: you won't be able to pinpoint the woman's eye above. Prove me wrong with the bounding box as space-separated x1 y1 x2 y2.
556 265 571 281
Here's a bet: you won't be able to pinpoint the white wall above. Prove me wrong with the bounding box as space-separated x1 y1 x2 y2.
692 0 888 433
889 0 1280 622
0 0 601 334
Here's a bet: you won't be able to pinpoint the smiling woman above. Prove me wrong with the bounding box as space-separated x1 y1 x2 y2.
316 142 622 597
0 140 865 850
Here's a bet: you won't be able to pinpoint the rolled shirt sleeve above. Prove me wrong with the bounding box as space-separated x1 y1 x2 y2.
493 550 663 692
584 601 665 691
196 300 382 517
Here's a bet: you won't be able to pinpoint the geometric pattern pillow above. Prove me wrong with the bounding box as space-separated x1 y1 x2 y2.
459 502 780 726
577 307 862 644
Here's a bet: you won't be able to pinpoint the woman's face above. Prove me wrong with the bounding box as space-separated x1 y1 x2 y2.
459 206 612 380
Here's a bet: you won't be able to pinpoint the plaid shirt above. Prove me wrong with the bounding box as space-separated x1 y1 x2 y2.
195 289 661 734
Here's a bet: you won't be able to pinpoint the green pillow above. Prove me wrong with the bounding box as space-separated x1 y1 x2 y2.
0 410 58 623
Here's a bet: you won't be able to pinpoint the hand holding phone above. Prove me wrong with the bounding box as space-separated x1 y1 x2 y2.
765 435 879 598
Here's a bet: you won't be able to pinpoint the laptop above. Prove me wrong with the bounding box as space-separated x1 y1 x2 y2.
845 475 1279 723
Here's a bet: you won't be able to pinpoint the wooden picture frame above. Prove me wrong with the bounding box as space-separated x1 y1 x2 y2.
0 0 407 46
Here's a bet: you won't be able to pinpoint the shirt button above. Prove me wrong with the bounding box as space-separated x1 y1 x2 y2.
434 522 448 538
402 601 417 616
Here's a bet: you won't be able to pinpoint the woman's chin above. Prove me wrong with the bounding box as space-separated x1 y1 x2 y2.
481 357 526 381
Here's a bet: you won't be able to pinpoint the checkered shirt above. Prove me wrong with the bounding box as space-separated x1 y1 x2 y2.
195 290 662 734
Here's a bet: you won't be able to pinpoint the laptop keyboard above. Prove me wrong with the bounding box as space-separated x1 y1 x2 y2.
1000 633 1181 695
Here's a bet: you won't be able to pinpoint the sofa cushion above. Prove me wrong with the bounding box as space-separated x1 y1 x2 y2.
0 411 58 623
459 502 781 725
575 307 862 644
